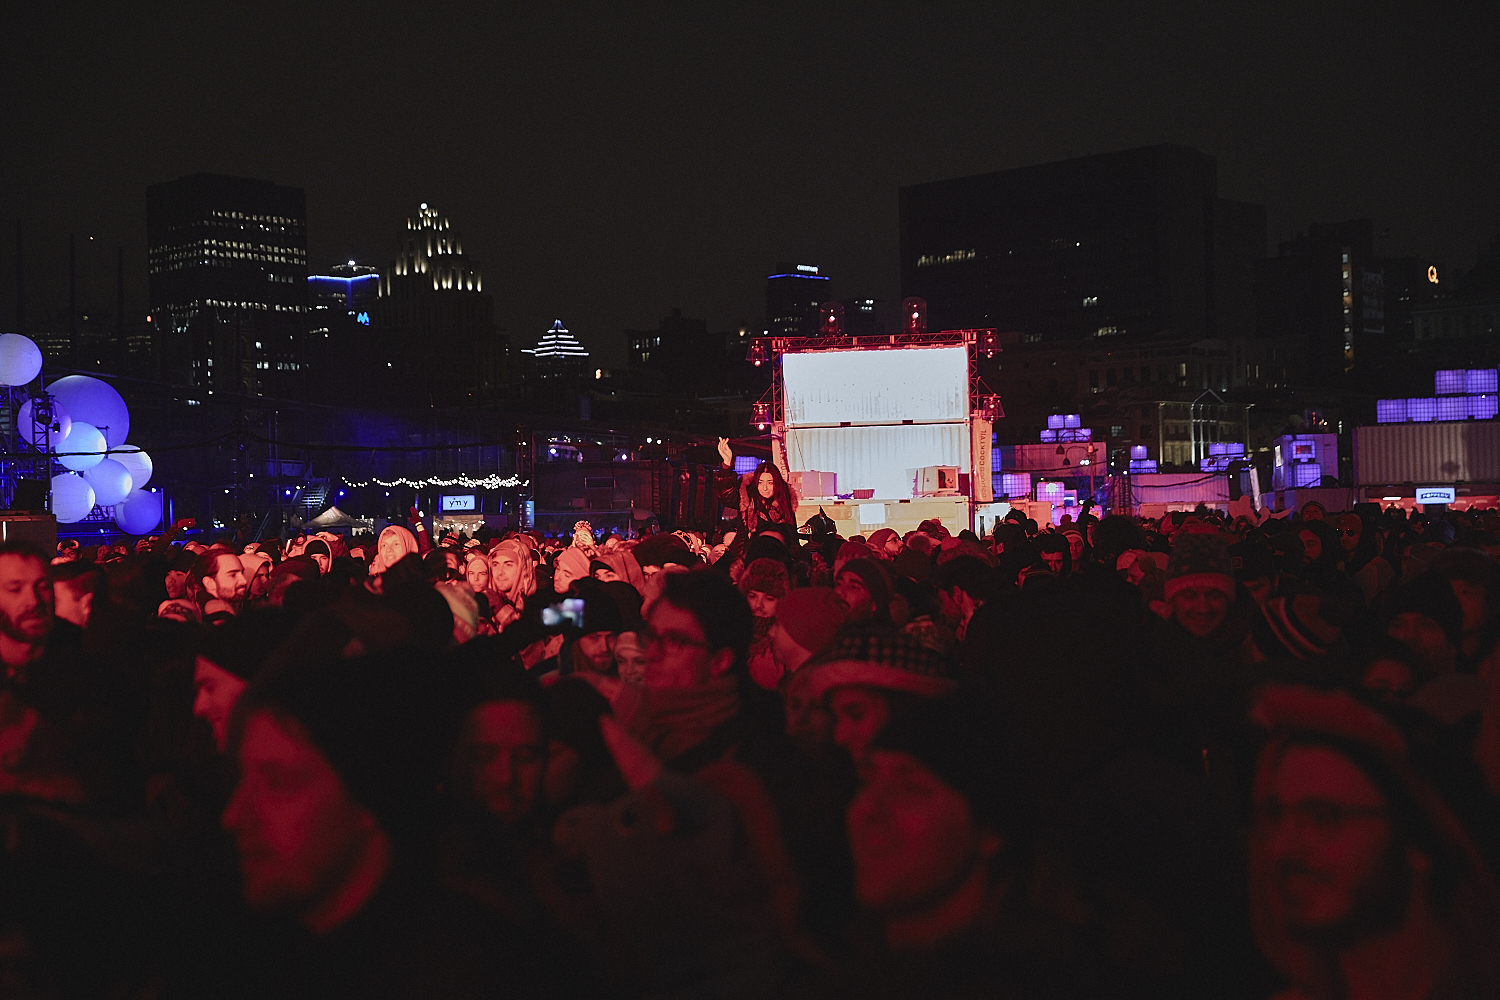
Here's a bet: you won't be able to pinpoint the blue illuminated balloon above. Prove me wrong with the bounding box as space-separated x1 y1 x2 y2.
46 375 130 448
16 397 71 450
112 445 152 490
83 458 133 506
112 489 163 535
51 474 96 523
57 421 106 471
0 334 43 386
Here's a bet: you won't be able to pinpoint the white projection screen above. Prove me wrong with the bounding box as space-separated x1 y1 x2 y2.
783 346 968 425
781 346 969 500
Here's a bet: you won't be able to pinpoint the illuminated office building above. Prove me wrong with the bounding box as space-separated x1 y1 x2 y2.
765 263 829 338
147 173 309 396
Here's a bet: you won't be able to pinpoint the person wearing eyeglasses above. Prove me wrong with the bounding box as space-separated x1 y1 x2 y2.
1248 685 1497 1000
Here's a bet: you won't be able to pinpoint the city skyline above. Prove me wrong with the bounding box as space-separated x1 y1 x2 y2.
3 6 1497 368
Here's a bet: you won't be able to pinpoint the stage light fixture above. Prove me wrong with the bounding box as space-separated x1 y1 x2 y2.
820 301 844 337
901 297 927 335
746 340 768 366
979 330 998 359
752 402 771 430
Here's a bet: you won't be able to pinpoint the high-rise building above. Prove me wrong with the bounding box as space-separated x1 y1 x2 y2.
1256 220 1378 385
375 204 508 401
765 263 829 338
147 173 309 397
899 145 1265 344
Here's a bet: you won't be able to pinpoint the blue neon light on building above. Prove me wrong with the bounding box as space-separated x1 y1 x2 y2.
308 273 380 310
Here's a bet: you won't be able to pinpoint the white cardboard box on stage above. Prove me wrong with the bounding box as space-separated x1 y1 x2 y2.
790 470 837 499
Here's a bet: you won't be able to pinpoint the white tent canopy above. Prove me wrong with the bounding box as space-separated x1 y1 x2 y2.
307 506 373 531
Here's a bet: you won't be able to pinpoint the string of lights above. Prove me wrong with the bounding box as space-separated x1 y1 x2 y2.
340 474 528 489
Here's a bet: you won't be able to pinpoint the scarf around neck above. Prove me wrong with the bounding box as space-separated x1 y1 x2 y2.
626 674 741 763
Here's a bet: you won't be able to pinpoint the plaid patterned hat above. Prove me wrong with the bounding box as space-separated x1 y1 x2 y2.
1252 593 1342 661
801 624 959 702
1165 533 1235 601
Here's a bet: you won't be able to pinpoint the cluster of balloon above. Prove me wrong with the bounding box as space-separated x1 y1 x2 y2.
0 334 161 533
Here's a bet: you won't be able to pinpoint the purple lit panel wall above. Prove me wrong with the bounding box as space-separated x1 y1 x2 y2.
1407 398 1437 422
1375 399 1407 423
1436 396 1468 422
1435 370 1466 396
1292 463 1323 488
1466 369 1499 394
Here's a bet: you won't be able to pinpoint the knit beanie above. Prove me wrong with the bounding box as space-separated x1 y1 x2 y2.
866 527 899 555
801 624 958 702
739 557 790 599
774 587 848 656
1252 594 1343 661
1165 534 1236 601
837 557 894 618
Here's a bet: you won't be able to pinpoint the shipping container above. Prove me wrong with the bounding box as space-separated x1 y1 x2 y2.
1354 423 1500 485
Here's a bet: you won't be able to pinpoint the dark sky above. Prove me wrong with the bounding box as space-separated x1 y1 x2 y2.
3 4 1496 367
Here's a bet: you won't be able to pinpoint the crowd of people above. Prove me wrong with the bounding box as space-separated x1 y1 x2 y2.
3 456 1500 998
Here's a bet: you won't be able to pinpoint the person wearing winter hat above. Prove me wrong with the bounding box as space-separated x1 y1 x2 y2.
867 527 901 560
1059 524 1086 566
303 539 332 576
755 586 849 691
193 608 299 750
1247 684 1500 1000
738 556 792 693
835 557 893 624
800 624 959 767
1165 533 1237 638
739 556 790 619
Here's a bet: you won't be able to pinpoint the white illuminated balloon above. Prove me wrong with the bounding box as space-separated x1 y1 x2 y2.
46 375 130 448
0 334 43 387
112 445 152 490
83 458 133 506
113 489 164 535
51 474 96 523
57 421 107 471
16 397 71 450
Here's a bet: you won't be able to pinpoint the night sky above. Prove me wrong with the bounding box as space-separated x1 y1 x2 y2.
3 5 1496 367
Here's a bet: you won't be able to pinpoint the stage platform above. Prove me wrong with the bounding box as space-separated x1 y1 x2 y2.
796 495 970 540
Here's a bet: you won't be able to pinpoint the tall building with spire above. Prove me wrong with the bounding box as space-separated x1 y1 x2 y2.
523 319 590 379
375 204 508 403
